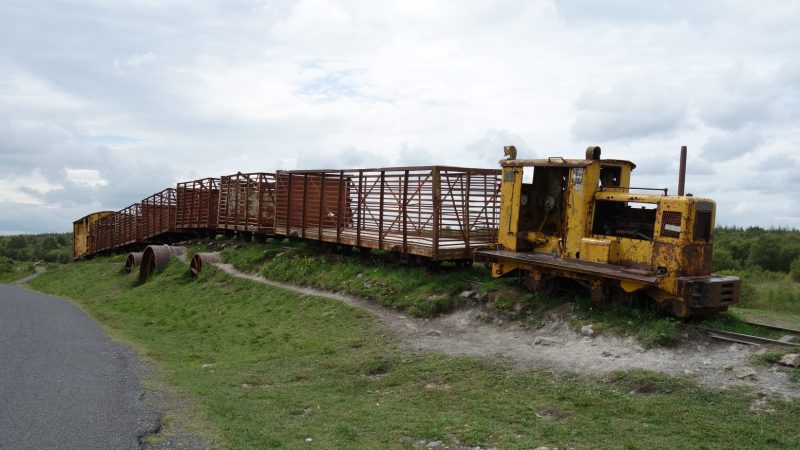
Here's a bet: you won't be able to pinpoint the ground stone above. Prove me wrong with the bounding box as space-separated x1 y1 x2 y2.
427 441 444 448
534 337 559 346
733 366 757 379
779 353 800 368
580 325 594 336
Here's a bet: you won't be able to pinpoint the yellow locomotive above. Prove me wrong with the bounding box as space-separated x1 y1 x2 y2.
475 146 740 317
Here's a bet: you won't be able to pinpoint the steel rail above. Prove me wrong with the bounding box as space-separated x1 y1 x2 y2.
741 320 800 335
706 329 799 347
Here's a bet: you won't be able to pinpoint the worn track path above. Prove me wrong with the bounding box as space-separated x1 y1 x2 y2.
0 283 159 450
215 263 800 399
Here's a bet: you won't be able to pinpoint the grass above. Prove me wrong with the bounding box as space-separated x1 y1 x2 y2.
221 240 687 346
0 260 34 283
27 255 800 449
222 239 488 317
721 268 800 316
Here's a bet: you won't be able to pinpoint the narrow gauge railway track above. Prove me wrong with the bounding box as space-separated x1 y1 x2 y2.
707 320 800 347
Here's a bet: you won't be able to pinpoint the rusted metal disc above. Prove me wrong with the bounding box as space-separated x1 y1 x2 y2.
138 245 187 283
189 252 221 278
123 252 143 273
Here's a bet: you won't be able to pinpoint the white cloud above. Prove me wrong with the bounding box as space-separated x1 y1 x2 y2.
65 169 108 187
0 0 798 232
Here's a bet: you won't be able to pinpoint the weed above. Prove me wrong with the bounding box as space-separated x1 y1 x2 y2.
752 351 784 365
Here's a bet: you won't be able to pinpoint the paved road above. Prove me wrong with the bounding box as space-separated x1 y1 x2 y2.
0 283 159 450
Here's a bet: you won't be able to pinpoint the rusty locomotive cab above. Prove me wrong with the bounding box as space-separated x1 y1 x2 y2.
475 145 741 317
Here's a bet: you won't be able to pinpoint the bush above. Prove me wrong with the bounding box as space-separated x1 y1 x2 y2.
712 248 738 272
791 258 800 283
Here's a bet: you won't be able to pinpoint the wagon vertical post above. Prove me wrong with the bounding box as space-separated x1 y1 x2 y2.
233 175 240 233
337 170 344 245
465 169 472 256
302 174 308 239
378 170 385 250
257 174 265 235
402 170 409 254
319 174 325 240
432 167 441 261
356 170 363 247
285 173 293 236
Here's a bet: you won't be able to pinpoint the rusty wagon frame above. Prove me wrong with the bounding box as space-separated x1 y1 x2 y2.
275 166 501 261
73 166 501 263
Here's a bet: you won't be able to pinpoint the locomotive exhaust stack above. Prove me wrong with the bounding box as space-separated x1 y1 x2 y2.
678 145 687 196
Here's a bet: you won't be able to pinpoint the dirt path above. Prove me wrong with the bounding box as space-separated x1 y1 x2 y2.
12 267 45 285
214 263 800 399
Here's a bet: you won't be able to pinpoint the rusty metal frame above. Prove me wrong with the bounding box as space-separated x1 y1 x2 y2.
94 213 117 253
115 203 142 246
177 177 220 230
275 166 500 260
218 172 277 234
141 188 177 240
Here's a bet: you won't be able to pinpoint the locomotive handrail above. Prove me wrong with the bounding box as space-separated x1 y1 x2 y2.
599 186 668 195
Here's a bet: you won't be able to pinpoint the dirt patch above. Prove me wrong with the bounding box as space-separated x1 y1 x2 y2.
214 263 800 399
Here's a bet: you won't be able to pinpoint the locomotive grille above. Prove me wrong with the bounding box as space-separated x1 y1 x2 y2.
719 282 736 303
660 211 682 238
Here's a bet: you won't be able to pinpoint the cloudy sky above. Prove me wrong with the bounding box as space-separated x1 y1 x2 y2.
1 0 799 233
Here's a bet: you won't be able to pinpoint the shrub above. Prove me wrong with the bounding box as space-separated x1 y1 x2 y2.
791 257 800 283
712 248 738 272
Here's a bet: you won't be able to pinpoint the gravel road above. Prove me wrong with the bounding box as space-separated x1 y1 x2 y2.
0 283 160 450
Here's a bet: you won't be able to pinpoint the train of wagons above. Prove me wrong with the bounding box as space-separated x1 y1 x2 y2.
73 146 741 317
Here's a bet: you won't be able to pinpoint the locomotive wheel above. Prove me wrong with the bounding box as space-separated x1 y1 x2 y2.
523 273 559 296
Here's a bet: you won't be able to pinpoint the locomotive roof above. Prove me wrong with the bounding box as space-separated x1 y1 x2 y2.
72 210 115 224
500 158 636 169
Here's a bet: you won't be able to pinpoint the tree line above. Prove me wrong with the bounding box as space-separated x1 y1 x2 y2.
713 226 800 281
0 233 72 264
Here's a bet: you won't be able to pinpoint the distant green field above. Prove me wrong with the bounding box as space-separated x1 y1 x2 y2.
28 254 800 450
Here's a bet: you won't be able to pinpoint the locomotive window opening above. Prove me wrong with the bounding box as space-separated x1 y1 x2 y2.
694 210 712 241
599 166 622 188
592 200 657 241
519 166 568 235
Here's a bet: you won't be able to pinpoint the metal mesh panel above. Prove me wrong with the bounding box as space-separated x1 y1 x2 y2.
660 211 682 238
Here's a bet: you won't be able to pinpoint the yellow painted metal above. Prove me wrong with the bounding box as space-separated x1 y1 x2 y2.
72 211 114 260
497 166 523 251
482 147 729 317
520 231 548 246
620 279 647 293
580 238 619 264
564 164 600 259
651 196 716 295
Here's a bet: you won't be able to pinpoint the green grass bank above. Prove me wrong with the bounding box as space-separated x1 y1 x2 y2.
26 254 800 449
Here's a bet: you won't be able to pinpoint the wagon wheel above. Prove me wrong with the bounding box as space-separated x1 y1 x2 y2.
455 260 474 269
